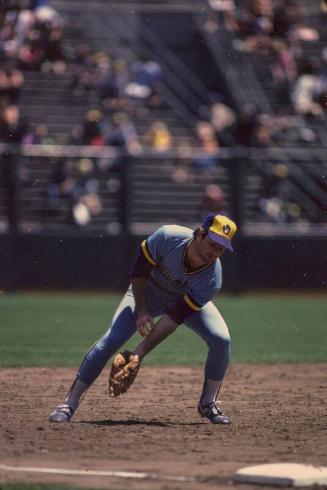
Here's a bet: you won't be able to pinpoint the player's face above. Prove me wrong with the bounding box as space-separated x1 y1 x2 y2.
196 234 225 263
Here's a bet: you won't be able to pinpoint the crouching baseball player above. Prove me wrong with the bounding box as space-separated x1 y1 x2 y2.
49 213 237 425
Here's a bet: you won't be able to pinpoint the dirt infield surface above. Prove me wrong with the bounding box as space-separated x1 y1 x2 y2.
1 364 326 490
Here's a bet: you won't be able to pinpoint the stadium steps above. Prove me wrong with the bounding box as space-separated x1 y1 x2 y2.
230 5 327 144
12 1 204 230
56 1 198 132
128 160 233 224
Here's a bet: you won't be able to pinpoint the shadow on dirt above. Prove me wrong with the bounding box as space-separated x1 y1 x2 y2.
79 419 204 427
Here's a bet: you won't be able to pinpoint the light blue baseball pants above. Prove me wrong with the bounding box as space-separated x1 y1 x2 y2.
77 288 231 385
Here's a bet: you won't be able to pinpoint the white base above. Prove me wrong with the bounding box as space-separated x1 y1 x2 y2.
234 463 327 487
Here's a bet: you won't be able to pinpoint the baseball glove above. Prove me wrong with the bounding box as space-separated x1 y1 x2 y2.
109 351 141 398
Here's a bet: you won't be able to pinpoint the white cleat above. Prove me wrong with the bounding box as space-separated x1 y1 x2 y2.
49 403 75 423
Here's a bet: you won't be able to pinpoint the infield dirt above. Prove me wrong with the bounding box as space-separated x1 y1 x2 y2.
1 364 326 490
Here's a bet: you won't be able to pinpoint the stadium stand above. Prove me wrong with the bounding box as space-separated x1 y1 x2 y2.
199 0 327 146
0 0 326 234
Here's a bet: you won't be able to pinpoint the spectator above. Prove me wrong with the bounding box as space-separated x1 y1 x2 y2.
18 28 45 70
0 64 24 103
70 43 94 95
0 104 28 143
105 112 141 154
232 0 274 53
200 183 225 217
0 104 28 229
42 26 66 74
270 40 297 104
272 0 301 39
126 56 163 106
82 109 105 146
144 120 173 153
231 104 258 146
68 124 84 145
292 58 324 118
46 159 77 213
192 121 220 173
70 50 129 105
317 47 327 113
71 157 102 226
94 53 119 106
95 55 130 110
258 162 305 224
1 4 66 75
171 144 194 184
207 0 236 30
113 58 129 99
23 123 55 145
109 58 130 109
46 157 102 226
210 98 237 146
250 121 273 147
105 119 126 148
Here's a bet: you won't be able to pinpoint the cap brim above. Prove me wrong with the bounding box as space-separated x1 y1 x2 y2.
208 231 234 252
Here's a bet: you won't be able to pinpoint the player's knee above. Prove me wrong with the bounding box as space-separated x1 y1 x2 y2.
99 330 129 358
209 333 230 356
95 337 115 357
86 336 111 361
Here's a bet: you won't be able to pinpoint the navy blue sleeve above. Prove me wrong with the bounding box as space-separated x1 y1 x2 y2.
130 249 154 279
166 293 203 325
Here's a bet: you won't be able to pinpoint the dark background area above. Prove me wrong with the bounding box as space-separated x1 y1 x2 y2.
1 233 325 292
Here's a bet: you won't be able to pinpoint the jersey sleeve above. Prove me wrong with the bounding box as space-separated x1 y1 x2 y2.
130 227 167 279
166 277 221 325
130 250 154 279
140 226 167 266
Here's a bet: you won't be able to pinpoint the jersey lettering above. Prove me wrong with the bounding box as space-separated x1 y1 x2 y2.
155 263 188 289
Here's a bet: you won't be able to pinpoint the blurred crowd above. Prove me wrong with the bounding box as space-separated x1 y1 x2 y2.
198 0 327 225
65 47 165 154
1 0 326 227
207 0 327 118
0 0 66 74
2 0 326 152
70 46 163 109
46 157 106 227
0 0 66 140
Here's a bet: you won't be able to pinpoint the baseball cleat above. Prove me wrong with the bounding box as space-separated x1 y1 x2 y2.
198 401 230 425
49 403 75 423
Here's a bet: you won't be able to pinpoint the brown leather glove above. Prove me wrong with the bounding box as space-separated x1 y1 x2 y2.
108 351 141 398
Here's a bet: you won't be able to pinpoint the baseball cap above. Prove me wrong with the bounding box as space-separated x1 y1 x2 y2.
201 213 237 252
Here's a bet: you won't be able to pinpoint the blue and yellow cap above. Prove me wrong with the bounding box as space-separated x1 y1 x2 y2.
202 213 237 252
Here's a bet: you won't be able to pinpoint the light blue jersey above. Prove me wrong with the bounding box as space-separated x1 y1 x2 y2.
142 225 222 312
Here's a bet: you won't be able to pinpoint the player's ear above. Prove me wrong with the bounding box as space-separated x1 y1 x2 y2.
194 227 207 240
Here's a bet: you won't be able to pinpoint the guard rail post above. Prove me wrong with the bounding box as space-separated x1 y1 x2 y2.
120 150 134 288
1 143 21 291
228 149 246 294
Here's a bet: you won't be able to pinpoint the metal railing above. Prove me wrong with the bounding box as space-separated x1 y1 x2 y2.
1 143 326 236
55 1 207 128
195 8 272 113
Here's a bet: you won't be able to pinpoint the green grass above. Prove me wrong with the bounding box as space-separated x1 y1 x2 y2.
0 292 326 367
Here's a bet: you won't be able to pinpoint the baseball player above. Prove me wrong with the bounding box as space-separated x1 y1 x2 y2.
49 213 237 425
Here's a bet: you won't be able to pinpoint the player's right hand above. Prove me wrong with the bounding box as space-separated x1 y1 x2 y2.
136 312 154 337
